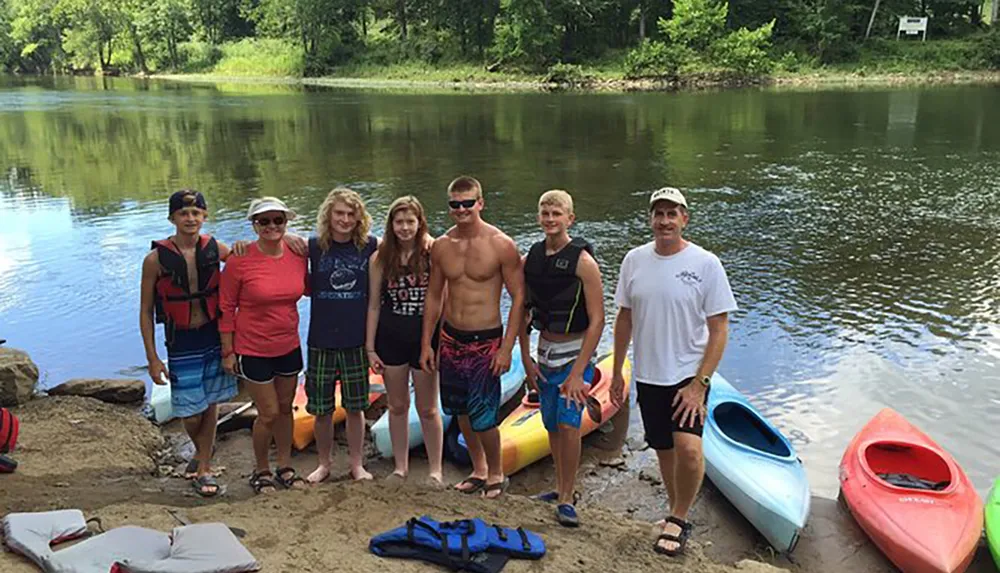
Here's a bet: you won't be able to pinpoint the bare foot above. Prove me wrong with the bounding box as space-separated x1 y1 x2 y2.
306 465 331 484
350 466 373 481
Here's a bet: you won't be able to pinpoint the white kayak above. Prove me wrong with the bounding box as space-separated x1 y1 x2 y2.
702 373 811 554
372 344 525 458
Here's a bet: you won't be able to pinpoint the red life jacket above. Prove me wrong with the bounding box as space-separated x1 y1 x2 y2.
152 235 221 331
0 407 18 454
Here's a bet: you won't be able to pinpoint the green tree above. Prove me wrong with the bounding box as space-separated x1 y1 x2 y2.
138 0 194 69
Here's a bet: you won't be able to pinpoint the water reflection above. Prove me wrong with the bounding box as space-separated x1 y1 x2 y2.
1 77 999 494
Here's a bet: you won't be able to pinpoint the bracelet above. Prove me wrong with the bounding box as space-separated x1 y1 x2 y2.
365 348 376 354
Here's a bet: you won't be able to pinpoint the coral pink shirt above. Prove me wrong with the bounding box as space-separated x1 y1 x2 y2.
219 243 307 357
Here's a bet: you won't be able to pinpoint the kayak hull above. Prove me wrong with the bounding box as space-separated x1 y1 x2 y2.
703 374 810 554
372 345 524 458
985 477 1000 569
455 353 631 476
292 372 385 450
838 408 983 573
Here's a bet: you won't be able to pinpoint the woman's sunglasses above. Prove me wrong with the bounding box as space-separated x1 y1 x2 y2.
448 199 477 210
254 216 286 227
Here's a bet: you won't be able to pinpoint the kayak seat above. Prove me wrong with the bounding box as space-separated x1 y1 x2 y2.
876 472 951 491
714 403 790 457
865 442 951 486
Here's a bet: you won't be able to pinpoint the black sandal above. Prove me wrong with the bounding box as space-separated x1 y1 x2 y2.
454 476 487 494
482 477 510 500
654 516 693 557
192 475 222 498
249 470 277 494
274 466 307 489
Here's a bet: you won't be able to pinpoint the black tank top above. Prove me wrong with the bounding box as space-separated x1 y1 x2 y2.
381 253 430 318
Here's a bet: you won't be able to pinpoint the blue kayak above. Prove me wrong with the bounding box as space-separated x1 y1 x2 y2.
703 373 811 554
372 345 525 458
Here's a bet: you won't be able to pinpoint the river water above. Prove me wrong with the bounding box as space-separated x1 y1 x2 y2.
1 76 998 498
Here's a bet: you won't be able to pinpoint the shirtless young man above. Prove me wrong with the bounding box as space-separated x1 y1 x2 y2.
140 190 238 498
420 176 525 499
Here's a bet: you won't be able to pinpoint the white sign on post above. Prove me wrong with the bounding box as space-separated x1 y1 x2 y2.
897 16 928 41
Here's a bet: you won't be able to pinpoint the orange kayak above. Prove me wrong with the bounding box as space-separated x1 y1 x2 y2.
839 408 983 573
291 372 385 450
490 353 631 476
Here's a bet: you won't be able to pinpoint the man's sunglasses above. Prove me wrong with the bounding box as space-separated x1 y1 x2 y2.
448 199 477 210
254 216 286 227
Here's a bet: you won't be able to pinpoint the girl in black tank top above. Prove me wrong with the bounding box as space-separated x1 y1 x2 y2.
364 196 444 484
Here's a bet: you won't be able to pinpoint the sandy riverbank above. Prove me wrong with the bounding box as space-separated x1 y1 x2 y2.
1 395 995 572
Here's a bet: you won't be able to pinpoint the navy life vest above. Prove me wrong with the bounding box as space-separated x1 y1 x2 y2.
0 407 18 454
524 237 594 335
151 235 220 332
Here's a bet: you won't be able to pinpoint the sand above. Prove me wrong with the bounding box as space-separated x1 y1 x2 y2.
1 395 995 572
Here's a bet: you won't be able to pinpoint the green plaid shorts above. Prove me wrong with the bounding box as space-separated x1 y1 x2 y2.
305 346 371 415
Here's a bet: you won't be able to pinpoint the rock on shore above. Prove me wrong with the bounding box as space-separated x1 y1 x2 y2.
0 348 39 406
48 378 145 404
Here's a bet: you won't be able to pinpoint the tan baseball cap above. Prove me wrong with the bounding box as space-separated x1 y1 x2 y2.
649 187 688 210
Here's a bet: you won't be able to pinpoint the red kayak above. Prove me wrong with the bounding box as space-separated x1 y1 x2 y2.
839 408 983 573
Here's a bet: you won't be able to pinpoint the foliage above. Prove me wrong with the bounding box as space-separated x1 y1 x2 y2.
709 21 777 76
0 0 996 78
543 62 592 84
975 26 1000 68
622 38 683 78
857 37 985 71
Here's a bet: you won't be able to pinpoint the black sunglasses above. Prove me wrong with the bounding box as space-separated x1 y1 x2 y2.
254 216 286 227
448 199 477 210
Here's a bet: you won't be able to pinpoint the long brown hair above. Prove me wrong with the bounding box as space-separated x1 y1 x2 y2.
316 187 372 252
377 196 430 283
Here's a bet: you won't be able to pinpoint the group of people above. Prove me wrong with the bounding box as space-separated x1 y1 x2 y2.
138 177 736 558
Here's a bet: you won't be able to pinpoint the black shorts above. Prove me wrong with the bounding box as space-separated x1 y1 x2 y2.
236 347 303 384
374 315 439 369
636 377 710 451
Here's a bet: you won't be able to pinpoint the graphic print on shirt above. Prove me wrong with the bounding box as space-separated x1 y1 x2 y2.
384 271 428 317
317 252 368 300
676 270 703 287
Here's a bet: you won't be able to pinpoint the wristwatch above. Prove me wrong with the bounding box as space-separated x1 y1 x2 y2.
697 375 711 388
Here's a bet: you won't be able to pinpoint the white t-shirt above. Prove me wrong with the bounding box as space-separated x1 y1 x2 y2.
614 241 737 386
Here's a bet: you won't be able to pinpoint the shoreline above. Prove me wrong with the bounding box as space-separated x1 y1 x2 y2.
144 70 1000 93
4 393 997 572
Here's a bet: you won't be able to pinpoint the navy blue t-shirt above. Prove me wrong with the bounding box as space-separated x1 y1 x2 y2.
307 235 377 349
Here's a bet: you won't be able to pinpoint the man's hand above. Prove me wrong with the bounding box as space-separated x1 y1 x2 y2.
284 233 308 256
231 240 251 257
149 359 169 386
672 382 708 429
610 371 626 409
490 345 512 376
419 344 437 374
222 354 237 376
560 371 588 407
367 349 385 375
522 354 544 392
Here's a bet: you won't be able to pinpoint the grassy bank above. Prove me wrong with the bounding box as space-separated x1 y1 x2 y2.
154 36 1000 92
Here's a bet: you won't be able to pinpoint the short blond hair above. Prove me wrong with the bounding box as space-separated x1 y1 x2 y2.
538 189 574 214
447 176 482 199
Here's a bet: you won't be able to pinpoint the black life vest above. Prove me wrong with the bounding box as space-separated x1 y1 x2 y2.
524 237 594 335
151 235 220 331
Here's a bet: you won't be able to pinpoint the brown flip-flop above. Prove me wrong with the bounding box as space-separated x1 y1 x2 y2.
482 477 510 499
454 476 487 494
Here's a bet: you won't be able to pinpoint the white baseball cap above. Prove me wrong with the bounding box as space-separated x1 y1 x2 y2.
649 187 688 210
246 196 297 221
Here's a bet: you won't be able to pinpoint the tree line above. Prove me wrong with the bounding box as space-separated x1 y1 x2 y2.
0 0 995 77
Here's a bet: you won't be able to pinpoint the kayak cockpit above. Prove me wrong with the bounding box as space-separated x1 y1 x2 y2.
713 402 791 458
864 442 952 492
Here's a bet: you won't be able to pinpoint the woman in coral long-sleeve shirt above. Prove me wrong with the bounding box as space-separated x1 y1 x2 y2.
219 196 308 494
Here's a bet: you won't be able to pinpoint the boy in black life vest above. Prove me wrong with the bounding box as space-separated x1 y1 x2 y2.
518 190 605 527
139 190 238 497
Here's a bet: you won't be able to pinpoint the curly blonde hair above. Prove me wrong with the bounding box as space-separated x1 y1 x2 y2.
316 187 372 252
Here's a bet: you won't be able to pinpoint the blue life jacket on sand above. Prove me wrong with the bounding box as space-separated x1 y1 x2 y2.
369 516 545 572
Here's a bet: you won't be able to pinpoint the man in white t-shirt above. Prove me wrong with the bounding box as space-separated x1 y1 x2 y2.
611 186 737 558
